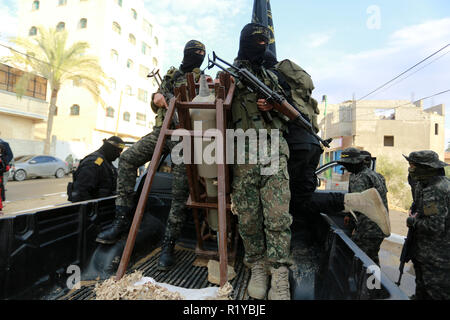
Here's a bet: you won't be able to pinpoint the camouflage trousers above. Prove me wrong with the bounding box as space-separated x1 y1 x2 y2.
231 153 292 268
116 126 190 241
412 259 450 300
163 161 189 240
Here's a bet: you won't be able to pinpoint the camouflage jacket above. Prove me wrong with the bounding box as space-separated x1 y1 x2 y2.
411 176 450 267
150 67 202 127
349 167 389 240
230 60 290 133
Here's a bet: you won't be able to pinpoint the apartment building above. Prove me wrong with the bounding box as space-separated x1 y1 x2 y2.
0 61 50 155
17 0 162 159
317 98 446 171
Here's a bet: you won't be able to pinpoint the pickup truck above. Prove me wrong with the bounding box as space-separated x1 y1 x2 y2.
0 154 408 300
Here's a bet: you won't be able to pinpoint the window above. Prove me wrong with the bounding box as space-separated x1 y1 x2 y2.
376 108 395 120
143 19 152 36
70 104 80 116
29 26 37 36
116 0 122 7
56 22 65 32
435 123 439 135
139 65 149 78
128 33 136 45
124 85 132 95
123 112 130 122
138 88 148 102
126 59 134 69
32 1 39 11
112 22 121 34
131 9 137 20
110 49 119 62
79 18 87 29
53 106 58 116
154 36 159 46
58 0 67 6
141 42 151 55
106 107 115 118
384 136 394 147
0 63 47 100
136 112 146 126
152 57 158 67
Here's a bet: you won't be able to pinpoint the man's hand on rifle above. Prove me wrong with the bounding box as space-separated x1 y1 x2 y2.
153 93 168 109
257 98 274 112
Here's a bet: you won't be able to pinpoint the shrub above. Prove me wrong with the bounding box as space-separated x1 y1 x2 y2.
376 156 412 211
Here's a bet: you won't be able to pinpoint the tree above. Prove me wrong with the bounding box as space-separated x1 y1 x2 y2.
4 26 108 155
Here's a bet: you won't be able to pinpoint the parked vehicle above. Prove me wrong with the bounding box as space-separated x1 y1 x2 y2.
0 155 407 300
11 155 69 181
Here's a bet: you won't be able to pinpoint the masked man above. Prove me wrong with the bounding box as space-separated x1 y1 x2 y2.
228 23 293 300
68 136 124 202
404 150 449 300
96 41 208 276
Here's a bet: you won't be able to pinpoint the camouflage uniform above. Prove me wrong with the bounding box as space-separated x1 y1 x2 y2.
404 150 450 300
230 59 292 268
339 148 389 265
116 67 202 239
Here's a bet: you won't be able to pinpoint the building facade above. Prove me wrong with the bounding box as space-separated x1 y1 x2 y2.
318 98 446 171
17 0 163 159
0 62 50 155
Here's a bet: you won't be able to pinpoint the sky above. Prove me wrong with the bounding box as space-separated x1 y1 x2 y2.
1 0 449 149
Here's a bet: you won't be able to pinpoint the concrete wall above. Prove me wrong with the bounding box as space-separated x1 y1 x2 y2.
318 100 446 163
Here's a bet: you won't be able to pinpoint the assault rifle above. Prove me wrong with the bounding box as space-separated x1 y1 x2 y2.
207 51 332 148
147 68 178 125
396 209 421 286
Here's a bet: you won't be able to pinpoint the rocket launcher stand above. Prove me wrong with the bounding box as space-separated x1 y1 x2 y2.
115 72 237 288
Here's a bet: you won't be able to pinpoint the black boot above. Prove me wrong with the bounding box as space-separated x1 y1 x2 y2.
158 237 176 271
96 206 131 244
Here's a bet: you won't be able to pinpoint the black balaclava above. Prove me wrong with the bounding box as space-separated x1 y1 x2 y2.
262 49 278 69
342 162 365 174
99 136 124 162
180 40 206 73
408 163 443 182
237 23 270 65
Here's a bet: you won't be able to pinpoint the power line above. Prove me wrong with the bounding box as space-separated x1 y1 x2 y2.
352 88 450 119
377 49 450 95
357 43 450 101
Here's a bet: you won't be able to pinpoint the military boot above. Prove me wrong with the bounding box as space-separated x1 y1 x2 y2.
343 188 391 236
247 260 269 300
268 266 290 300
158 236 176 271
96 206 131 244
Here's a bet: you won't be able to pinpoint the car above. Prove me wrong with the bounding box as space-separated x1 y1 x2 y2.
11 155 69 181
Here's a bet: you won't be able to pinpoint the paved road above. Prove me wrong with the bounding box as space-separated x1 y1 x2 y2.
5 176 71 202
2 176 72 215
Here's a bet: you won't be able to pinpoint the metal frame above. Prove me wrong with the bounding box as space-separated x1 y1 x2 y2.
115 72 236 287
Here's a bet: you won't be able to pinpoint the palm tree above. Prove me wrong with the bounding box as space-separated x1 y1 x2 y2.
3 26 108 155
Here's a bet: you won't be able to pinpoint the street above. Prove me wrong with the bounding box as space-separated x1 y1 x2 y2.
2 176 72 215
